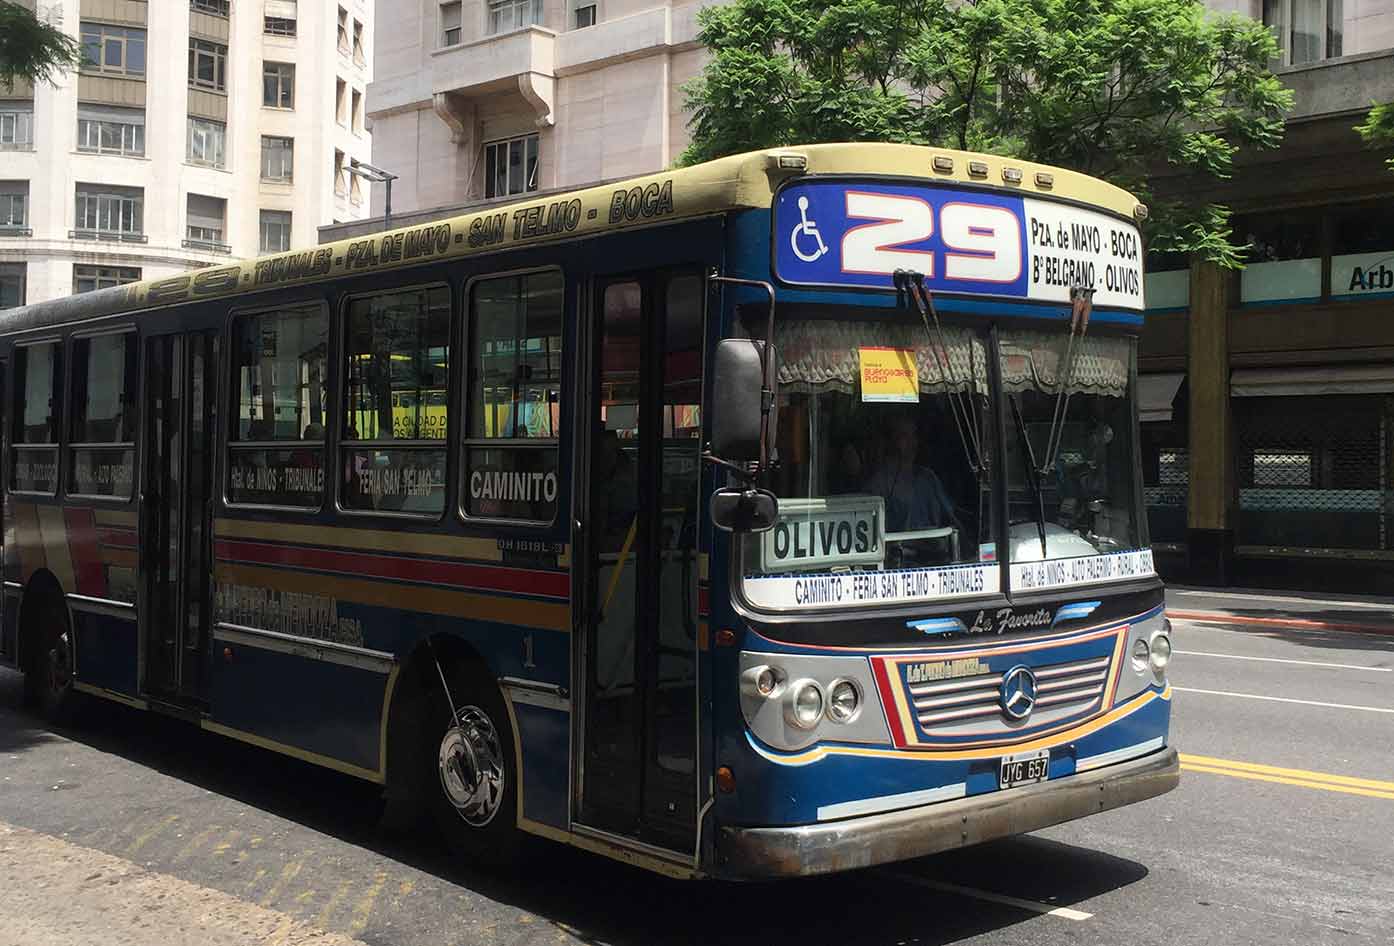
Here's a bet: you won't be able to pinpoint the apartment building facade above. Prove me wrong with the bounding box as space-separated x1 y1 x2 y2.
0 0 374 307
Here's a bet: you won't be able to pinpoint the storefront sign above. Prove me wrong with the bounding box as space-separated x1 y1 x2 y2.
1332 251 1394 298
859 347 919 402
773 182 1144 311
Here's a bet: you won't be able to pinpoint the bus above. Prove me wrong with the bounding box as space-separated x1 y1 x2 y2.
0 143 1177 879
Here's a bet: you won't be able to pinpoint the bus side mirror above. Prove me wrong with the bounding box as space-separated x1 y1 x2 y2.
711 487 779 534
710 338 776 464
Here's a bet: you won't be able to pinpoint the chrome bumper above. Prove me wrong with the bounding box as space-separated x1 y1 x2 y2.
716 746 1179 879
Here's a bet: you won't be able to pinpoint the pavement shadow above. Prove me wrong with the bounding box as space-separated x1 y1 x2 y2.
0 667 1150 945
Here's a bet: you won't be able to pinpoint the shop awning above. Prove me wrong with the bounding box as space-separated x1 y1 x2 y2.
1138 372 1184 422
1231 365 1394 397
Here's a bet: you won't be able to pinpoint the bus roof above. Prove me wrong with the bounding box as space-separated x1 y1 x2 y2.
0 143 1142 336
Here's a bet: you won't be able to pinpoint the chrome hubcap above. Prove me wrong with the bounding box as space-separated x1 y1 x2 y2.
437 706 505 827
46 631 72 697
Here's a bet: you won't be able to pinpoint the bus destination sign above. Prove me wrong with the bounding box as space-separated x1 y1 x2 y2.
774 181 1145 311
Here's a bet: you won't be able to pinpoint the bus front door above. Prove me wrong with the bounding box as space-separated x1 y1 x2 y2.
140 331 218 706
578 272 704 855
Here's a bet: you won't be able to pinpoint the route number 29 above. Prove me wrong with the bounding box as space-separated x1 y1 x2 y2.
841 192 1022 284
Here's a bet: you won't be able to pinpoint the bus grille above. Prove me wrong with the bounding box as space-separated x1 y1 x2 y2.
907 655 1110 734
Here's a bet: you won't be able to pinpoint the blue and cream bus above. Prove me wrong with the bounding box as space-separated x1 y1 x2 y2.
0 143 1177 879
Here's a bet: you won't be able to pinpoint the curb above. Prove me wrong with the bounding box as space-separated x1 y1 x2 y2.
1167 608 1394 638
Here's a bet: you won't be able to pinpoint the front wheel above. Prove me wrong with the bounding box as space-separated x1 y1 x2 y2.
424 667 520 864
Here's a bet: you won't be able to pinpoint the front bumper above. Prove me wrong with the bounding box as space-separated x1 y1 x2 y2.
716 746 1179 879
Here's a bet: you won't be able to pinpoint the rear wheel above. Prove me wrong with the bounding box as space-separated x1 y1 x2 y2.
424 664 520 864
23 596 81 723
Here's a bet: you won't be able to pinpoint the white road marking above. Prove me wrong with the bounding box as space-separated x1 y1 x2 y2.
1172 589 1394 611
1173 686 1394 714
883 871 1093 920
1172 650 1394 673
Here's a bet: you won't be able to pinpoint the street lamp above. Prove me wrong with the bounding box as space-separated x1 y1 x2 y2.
343 160 400 231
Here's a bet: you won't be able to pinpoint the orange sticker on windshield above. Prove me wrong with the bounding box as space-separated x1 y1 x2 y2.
859 347 919 403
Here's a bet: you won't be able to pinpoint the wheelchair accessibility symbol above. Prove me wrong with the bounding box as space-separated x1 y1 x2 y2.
790 196 829 263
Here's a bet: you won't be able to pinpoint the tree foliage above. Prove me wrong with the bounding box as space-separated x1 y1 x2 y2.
681 0 1292 266
1355 103 1394 173
0 1 83 93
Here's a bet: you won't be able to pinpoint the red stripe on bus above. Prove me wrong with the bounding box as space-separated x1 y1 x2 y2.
214 539 570 599
98 528 138 549
869 657 909 747
65 507 107 597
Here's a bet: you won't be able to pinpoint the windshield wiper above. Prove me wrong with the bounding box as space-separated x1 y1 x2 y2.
893 270 987 477
1039 283 1096 477
1009 394 1049 558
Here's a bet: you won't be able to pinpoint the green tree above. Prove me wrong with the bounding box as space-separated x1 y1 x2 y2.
681 0 1292 267
0 0 83 93
1355 103 1394 172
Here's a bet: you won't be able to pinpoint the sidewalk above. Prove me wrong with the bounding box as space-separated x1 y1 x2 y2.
1165 585 1394 637
0 822 368 946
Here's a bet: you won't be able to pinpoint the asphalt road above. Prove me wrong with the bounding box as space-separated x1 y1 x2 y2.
2 587 1392 946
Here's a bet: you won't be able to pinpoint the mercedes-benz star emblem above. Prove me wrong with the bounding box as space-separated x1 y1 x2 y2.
1000 666 1038 721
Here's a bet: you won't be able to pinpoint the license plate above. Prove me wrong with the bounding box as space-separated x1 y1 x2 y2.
999 749 1050 789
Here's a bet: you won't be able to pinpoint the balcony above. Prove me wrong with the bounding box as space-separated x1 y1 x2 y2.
70 229 148 244
1277 48 1394 122
181 237 232 254
0 226 32 238
428 27 557 138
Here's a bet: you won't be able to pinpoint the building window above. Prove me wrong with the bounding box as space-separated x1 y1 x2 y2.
342 286 452 514
334 149 347 195
12 342 61 493
265 16 296 35
489 0 542 34
81 23 146 77
189 38 228 92
336 78 347 124
263 62 295 108
69 332 138 498
260 136 294 182
484 134 539 198
191 0 230 16
464 271 563 521
74 185 144 241
349 159 363 205
0 181 27 232
1264 0 1343 66
187 117 227 168
0 263 24 310
351 88 363 132
0 102 34 150
185 194 229 251
77 105 145 157
352 19 365 64
229 304 328 506
259 209 292 252
575 3 596 28
440 1 462 45
337 6 350 52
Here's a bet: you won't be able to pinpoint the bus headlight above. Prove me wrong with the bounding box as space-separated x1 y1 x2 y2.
1149 631 1172 672
1131 638 1150 672
741 664 784 699
827 679 861 724
786 680 824 729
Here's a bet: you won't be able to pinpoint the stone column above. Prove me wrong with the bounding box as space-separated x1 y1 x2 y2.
1186 258 1235 585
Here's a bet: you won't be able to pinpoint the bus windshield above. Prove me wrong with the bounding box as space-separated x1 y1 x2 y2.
741 317 1144 610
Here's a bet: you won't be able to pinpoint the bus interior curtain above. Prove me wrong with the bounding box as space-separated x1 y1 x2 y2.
1231 365 1394 397
998 330 1131 398
1138 372 1185 422
774 320 988 395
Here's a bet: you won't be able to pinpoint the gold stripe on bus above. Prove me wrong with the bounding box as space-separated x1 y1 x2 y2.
36 505 77 591
698 553 709 582
214 562 570 633
72 681 148 710
93 508 138 528
13 502 43 580
201 719 384 783
212 518 504 562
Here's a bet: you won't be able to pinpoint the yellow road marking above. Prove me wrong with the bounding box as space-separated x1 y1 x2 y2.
126 814 179 857
317 880 354 928
244 867 268 894
259 861 303 907
172 825 220 864
1180 753 1394 800
349 871 389 935
211 829 241 858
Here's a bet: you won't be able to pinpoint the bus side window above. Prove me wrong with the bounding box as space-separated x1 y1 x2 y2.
227 304 329 508
463 271 563 523
69 332 137 499
12 341 61 495
340 284 451 516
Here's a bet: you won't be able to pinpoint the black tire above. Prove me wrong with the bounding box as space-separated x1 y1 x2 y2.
422 662 521 866
23 595 82 724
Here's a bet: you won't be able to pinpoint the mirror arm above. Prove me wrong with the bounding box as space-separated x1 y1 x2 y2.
708 270 777 472
702 449 754 479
